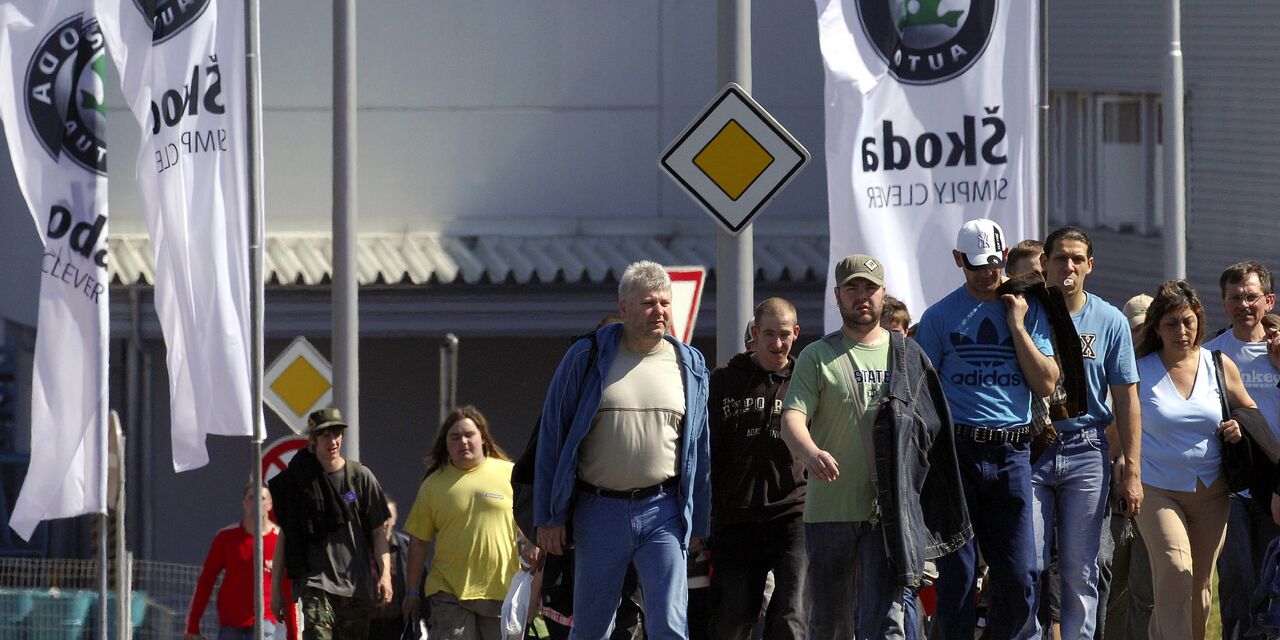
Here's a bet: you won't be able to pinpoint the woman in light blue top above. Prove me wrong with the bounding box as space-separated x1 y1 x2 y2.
1133 280 1255 640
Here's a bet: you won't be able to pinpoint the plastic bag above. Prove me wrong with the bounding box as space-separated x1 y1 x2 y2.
500 568 534 638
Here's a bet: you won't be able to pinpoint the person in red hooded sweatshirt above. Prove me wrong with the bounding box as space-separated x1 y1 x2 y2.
186 483 298 640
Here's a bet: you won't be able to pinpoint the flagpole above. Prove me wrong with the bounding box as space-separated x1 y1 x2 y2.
1039 0 1049 237
245 0 267 637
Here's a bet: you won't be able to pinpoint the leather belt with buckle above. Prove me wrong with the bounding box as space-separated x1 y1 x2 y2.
955 423 1032 445
576 476 680 500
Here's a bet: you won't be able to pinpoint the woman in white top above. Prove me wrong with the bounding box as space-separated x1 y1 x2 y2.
1133 280 1255 640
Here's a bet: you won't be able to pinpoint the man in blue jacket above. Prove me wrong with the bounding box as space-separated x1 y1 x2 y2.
534 260 711 640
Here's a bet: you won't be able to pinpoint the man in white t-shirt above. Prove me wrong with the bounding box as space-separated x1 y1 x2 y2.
1205 260 1280 639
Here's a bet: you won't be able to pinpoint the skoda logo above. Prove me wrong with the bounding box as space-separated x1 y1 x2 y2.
24 15 108 176
857 0 997 85
131 0 212 43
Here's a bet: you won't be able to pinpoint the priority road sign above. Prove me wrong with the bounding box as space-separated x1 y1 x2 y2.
264 337 333 436
660 83 809 234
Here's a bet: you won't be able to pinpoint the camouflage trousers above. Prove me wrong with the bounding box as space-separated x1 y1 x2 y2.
300 586 373 640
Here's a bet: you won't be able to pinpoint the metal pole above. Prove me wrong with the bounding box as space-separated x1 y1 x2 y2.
714 0 753 366
1039 0 1049 237
245 0 267 637
113 427 127 640
98 514 107 640
140 350 154 561
438 334 458 425
333 0 360 459
1162 0 1186 280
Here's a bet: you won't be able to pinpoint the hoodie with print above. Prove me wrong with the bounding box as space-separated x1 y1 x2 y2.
709 351 806 527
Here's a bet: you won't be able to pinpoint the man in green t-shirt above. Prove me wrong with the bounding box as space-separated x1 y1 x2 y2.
780 253 907 640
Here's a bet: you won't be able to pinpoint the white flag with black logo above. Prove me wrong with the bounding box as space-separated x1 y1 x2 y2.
0 0 109 539
96 0 254 471
817 0 1039 326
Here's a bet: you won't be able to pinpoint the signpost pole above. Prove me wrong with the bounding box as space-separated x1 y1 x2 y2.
334 0 360 458
1162 0 1186 280
715 0 753 366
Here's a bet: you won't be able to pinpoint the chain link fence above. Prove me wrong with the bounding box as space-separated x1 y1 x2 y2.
0 557 231 639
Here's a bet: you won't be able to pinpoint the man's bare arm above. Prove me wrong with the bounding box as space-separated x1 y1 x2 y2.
780 408 839 482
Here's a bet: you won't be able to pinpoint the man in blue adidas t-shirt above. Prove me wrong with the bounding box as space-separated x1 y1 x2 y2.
1023 227 1141 639
915 218 1059 640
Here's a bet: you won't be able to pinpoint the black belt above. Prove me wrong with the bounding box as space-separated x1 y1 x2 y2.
955 423 1032 444
576 476 679 500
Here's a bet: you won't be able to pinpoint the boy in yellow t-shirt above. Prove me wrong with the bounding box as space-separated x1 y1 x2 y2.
402 407 524 639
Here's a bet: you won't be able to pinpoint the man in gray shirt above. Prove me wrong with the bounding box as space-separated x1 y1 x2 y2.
270 408 393 640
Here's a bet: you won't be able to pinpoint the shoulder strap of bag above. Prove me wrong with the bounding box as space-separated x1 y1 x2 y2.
1212 349 1231 421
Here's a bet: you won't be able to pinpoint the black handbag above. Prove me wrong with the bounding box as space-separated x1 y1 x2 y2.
1214 350 1254 493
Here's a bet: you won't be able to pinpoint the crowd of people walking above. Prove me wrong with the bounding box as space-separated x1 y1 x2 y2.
187 219 1280 640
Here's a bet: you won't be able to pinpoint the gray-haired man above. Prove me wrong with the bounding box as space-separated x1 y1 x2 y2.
534 260 711 639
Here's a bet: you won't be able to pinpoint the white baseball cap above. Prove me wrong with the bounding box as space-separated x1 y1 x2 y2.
955 218 1007 271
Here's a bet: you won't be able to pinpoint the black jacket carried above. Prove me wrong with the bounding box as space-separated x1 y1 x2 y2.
997 271 1087 418
708 352 806 526
862 331 973 587
268 447 364 580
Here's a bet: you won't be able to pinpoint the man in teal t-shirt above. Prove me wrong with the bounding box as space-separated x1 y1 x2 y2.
780 253 908 640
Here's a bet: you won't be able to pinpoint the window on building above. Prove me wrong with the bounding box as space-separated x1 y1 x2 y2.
1048 92 1164 235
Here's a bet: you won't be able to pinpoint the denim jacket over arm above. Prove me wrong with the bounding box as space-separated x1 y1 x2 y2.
533 322 712 543
874 331 973 587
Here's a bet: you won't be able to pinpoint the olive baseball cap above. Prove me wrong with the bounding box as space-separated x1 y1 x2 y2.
835 254 885 287
307 407 348 434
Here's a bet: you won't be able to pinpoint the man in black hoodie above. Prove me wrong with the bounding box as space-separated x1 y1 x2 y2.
708 297 807 640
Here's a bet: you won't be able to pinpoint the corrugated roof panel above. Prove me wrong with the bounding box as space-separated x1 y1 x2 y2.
498 238 538 284
369 236 410 284
105 232 827 287
543 239 588 283
292 237 330 285
439 237 484 284
472 237 513 284
354 240 381 285
412 236 459 284
399 237 440 285
267 237 306 285
111 237 153 285
755 241 785 282
523 238 566 283
568 239 613 283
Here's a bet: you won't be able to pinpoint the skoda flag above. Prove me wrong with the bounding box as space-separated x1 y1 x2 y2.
816 0 1039 327
0 0 110 540
97 0 255 471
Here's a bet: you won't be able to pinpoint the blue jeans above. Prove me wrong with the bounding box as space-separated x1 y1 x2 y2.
935 439 1037 640
571 489 688 640
805 521 917 640
1027 426 1110 639
1217 492 1280 640
219 624 276 640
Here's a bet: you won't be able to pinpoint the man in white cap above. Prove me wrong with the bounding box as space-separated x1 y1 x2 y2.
915 218 1059 640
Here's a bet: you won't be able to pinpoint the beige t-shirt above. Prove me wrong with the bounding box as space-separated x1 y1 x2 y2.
577 340 686 490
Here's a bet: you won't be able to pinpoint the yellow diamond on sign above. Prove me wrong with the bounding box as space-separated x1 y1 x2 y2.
692 119 775 201
270 357 332 416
